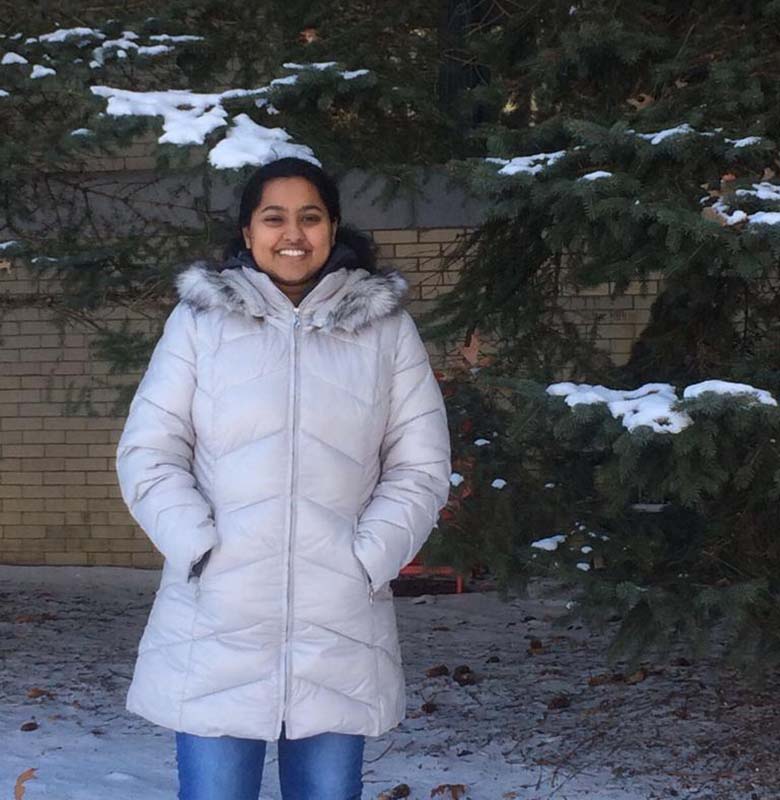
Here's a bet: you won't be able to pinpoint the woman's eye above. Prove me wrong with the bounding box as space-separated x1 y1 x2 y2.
263 217 282 224
303 216 321 223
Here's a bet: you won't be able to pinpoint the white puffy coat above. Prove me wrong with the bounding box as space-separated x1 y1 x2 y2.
115 261 451 740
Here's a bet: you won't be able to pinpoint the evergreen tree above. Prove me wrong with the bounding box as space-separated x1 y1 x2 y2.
425 0 780 390
419 1 780 668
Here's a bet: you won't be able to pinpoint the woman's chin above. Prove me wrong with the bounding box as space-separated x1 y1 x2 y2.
270 269 320 286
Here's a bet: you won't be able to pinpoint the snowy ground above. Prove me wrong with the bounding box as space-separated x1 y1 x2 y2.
2 566 778 800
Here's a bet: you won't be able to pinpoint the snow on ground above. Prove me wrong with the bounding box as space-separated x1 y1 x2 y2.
2 565 779 800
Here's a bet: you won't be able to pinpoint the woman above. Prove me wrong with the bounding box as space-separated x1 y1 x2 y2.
115 156 452 800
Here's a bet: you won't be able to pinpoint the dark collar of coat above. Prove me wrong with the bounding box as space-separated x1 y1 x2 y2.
175 258 409 334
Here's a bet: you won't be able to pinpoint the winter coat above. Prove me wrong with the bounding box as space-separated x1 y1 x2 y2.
115 259 452 740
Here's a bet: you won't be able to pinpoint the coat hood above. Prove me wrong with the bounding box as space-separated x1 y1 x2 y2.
176 259 408 334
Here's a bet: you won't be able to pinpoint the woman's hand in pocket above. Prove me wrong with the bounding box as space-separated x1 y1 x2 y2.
188 548 212 582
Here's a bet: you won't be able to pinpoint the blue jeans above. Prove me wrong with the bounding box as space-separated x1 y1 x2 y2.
175 723 365 800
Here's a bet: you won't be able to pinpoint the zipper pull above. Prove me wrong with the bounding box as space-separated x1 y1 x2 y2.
368 582 375 605
293 311 300 328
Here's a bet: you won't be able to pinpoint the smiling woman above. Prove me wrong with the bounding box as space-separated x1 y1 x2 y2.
241 175 337 304
114 156 452 800
224 158 379 307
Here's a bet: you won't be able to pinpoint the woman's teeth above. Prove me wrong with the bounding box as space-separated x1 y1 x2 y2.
278 249 306 256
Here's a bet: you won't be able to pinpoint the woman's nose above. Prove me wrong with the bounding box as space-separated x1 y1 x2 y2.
282 220 305 242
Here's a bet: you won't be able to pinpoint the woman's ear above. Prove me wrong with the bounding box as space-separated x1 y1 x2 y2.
242 226 251 249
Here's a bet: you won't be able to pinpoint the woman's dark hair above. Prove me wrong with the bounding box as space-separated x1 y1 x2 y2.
223 157 377 272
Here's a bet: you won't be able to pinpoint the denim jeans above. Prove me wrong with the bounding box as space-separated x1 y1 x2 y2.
175 723 365 800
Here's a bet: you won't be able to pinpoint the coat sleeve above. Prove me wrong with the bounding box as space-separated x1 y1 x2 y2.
352 310 452 589
115 302 218 578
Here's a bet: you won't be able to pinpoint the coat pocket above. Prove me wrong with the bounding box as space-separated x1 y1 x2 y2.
187 547 212 584
351 517 374 605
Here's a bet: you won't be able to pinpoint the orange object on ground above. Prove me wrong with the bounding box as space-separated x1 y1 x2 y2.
399 557 464 593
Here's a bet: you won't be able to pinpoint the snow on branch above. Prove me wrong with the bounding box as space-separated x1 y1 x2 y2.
90 86 235 145
578 170 612 181
2 24 200 72
36 28 106 44
547 380 777 434
484 124 780 227
4 22 370 169
1 52 28 65
90 33 173 68
485 125 765 179
702 181 780 228
682 380 776 406
30 65 56 79
282 61 338 71
208 114 318 169
90 61 371 169
148 34 204 43
88 84 319 168
531 534 568 551
486 151 566 176
264 63 371 88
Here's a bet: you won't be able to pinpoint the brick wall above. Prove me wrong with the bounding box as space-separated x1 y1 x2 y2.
0 227 659 567
559 276 660 366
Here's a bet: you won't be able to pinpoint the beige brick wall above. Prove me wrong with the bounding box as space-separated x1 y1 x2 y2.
559 276 661 367
0 260 161 567
0 227 660 567
66 132 168 174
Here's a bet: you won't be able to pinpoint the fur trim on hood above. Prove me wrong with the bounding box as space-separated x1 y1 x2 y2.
176 261 408 334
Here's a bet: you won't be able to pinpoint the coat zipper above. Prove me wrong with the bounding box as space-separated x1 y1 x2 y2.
278 308 301 736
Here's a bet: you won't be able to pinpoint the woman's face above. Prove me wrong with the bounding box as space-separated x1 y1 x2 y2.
242 176 337 287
